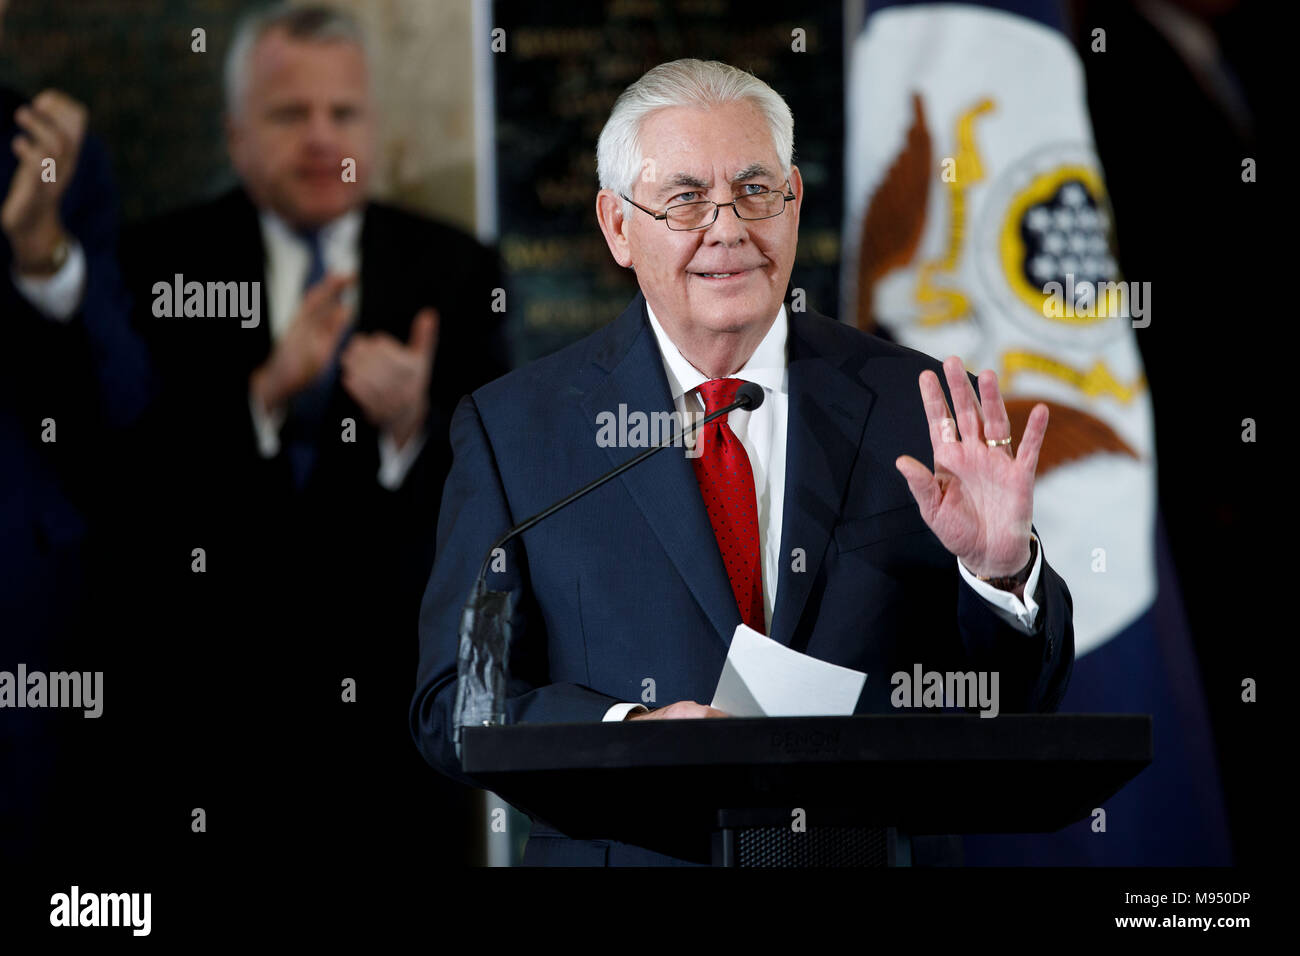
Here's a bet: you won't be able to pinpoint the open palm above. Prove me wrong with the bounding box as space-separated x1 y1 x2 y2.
895 356 1048 579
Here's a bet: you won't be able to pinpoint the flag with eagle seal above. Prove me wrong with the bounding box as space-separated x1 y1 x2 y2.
844 0 1230 865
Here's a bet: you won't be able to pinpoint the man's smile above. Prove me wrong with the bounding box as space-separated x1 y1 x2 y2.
689 266 760 282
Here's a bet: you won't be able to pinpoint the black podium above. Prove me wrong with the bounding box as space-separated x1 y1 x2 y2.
461 714 1151 866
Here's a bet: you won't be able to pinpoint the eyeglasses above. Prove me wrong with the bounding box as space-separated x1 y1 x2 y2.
620 183 796 231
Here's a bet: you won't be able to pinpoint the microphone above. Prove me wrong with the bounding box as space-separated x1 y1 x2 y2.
452 380 765 756
733 381 765 412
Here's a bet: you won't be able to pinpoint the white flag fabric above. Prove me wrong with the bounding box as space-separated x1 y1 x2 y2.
844 2 1156 655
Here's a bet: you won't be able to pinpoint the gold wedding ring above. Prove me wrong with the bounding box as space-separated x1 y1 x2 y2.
985 437 1012 447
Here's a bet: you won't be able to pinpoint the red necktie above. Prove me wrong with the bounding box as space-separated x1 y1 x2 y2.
692 378 765 634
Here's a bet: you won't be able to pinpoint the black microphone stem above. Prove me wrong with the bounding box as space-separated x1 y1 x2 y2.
471 393 755 592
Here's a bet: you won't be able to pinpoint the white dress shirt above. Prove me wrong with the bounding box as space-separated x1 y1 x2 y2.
247 208 425 490
603 303 1042 722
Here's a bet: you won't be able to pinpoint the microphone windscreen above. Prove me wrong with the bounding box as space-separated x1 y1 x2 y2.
736 381 765 411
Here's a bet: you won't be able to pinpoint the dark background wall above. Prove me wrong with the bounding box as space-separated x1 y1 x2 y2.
492 0 845 364
0 0 485 231
0 0 250 225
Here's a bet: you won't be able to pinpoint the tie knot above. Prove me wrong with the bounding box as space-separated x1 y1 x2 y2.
696 377 748 414
295 227 327 290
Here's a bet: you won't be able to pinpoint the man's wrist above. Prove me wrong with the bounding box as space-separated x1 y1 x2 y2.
250 363 288 415
976 536 1037 592
10 219 70 277
387 395 429 449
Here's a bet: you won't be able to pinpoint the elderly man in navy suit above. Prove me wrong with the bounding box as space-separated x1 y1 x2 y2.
412 58 1074 866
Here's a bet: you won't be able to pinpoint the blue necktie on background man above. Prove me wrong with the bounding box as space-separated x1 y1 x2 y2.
284 227 353 488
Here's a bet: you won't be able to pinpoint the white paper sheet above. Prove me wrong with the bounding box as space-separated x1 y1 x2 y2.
710 624 867 717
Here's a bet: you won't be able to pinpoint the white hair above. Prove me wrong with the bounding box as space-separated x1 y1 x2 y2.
224 3 371 117
596 59 795 211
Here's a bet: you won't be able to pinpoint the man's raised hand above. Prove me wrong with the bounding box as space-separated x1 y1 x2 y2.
894 356 1048 582
2 90 87 275
340 306 438 449
250 273 355 412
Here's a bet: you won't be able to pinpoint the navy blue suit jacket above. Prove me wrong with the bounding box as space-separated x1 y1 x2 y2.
411 292 1074 865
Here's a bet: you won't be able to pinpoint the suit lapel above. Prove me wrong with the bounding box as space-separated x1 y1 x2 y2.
578 295 741 653
223 189 273 375
356 202 386 334
769 311 876 647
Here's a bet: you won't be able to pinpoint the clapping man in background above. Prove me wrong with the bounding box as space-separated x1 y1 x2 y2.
121 3 508 869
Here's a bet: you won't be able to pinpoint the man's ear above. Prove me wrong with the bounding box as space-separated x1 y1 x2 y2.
787 164 805 228
596 189 634 269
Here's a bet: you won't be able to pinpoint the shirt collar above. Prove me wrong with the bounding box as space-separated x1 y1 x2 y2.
259 206 364 252
645 300 788 403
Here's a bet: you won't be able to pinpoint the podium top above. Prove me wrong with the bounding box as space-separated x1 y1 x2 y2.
461 714 1151 855
464 713 1150 772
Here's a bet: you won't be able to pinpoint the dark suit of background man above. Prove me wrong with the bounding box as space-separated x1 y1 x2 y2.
412 59 1075 866
121 4 508 871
